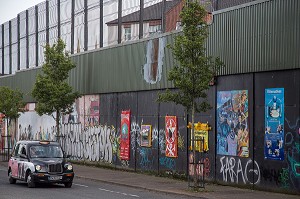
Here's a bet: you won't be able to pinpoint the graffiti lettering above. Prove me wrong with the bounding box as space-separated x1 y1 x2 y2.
220 156 260 184
262 167 280 185
61 124 114 163
159 157 175 170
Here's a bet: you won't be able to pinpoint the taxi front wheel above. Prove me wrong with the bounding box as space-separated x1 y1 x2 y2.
26 172 35 188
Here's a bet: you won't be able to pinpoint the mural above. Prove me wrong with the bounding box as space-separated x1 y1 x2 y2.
264 88 284 160
165 116 178 158
17 104 56 141
140 125 152 147
120 110 131 160
0 114 6 149
143 37 166 84
217 90 249 157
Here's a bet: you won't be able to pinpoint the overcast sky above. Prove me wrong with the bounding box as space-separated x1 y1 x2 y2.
0 0 45 24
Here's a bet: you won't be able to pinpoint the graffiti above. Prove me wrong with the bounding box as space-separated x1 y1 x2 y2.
262 167 280 185
61 124 114 163
282 117 300 189
159 157 176 170
130 122 140 150
285 117 300 130
219 156 260 185
159 129 166 154
287 142 300 188
152 127 159 148
178 132 185 151
279 168 290 188
138 148 154 170
121 160 130 168
143 37 166 84
188 154 211 178
285 132 294 146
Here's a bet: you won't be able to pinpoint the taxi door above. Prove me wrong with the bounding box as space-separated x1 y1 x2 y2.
17 145 27 180
9 143 20 178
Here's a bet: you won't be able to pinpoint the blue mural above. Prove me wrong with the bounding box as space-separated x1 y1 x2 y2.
217 90 249 157
264 88 284 160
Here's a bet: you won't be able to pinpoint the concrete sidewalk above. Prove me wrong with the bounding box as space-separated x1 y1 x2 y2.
0 160 298 199
73 164 299 199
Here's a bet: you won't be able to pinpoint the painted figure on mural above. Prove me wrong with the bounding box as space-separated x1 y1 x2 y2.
226 122 237 156
268 96 282 118
239 91 248 115
217 113 231 154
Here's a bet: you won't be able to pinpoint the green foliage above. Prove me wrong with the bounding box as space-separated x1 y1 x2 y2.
158 0 223 113
0 86 25 119
32 39 81 132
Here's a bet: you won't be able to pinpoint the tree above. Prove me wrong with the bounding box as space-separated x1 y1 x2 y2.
0 86 25 144
32 39 81 140
157 0 223 188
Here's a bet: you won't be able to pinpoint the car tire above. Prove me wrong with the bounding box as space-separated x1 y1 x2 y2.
26 172 35 188
8 170 16 184
64 182 72 188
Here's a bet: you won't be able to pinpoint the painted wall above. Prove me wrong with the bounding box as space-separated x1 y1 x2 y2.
9 69 300 194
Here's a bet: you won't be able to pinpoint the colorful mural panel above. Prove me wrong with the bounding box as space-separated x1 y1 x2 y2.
217 90 249 157
120 110 131 160
165 116 178 158
141 125 152 147
84 95 100 126
189 122 211 152
264 88 284 160
17 105 56 141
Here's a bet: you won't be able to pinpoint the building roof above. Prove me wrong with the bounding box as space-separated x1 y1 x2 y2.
106 0 181 25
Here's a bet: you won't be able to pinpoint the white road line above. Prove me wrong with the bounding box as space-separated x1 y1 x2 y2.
73 183 89 188
99 188 140 198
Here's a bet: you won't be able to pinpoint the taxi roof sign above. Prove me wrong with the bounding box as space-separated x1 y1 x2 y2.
39 140 50 145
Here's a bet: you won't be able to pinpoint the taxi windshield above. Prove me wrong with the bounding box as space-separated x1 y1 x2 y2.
29 145 63 158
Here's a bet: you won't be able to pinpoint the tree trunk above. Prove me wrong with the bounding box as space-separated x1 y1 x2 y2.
56 111 60 142
192 101 197 188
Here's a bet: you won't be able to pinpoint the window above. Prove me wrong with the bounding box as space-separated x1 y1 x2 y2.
176 21 182 30
124 27 131 41
12 144 20 157
149 25 162 36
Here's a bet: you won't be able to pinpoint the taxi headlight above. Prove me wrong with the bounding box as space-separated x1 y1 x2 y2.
35 165 41 171
67 164 73 170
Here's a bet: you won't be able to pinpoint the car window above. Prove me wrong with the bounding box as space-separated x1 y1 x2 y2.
17 144 25 156
29 145 63 158
12 143 20 157
21 146 27 156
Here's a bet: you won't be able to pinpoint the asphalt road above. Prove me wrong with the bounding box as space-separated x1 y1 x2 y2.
0 166 195 199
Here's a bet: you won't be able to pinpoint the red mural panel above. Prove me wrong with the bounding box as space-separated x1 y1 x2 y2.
120 110 131 160
165 116 178 158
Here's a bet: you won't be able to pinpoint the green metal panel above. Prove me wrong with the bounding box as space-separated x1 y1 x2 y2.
0 0 299 101
0 68 41 102
210 0 300 75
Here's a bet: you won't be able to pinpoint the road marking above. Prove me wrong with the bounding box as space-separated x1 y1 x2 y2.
74 183 89 188
99 188 140 198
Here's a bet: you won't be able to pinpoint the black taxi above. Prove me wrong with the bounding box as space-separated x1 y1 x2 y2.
8 140 74 188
